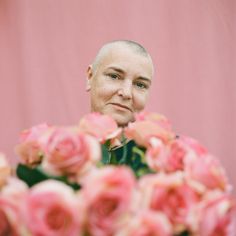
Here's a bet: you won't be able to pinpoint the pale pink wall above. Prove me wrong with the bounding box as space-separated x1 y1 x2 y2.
0 0 235 190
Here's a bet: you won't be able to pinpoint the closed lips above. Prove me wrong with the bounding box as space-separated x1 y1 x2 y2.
110 103 132 111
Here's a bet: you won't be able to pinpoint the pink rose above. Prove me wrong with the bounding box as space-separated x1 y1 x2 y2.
138 172 200 234
145 136 200 172
0 199 19 236
0 153 11 188
188 191 236 236
42 127 101 179
125 113 175 148
21 180 82 236
14 123 51 167
135 111 173 132
81 166 136 236
146 136 209 173
78 113 122 143
185 153 229 191
180 135 207 156
146 137 180 172
1 177 28 200
0 178 28 236
115 210 172 236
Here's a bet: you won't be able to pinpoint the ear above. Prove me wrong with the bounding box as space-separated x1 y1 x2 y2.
86 65 93 91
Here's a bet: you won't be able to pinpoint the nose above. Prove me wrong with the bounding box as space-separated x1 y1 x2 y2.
117 81 132 99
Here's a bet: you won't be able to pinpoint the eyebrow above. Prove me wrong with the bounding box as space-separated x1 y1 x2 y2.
106 66 152 84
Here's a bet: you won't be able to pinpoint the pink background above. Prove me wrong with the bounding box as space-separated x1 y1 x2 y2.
0 1 235 190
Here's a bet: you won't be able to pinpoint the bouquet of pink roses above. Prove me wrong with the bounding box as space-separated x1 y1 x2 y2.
0 112 235 236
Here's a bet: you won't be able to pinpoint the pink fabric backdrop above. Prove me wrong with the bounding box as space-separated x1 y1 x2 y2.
0 0 235 190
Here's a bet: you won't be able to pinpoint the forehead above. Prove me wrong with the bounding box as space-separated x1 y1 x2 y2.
96 45 154 79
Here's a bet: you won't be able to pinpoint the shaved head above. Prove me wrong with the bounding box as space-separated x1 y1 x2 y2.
92 40 154 74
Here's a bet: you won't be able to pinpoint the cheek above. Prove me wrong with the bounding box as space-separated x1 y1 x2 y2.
101 83 117 96
94 76 113 93
91 80 118 105
133 91 149 111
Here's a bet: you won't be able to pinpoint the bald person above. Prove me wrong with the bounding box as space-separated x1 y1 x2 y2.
86 40 154 127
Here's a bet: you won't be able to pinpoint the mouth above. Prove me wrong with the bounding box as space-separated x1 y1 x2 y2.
109 103 132 112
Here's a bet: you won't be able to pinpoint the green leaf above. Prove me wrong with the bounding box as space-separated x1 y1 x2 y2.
100 140 155 178
118 142 128 164
16 164 48 187
110 152 119 164
101 144 110 164
112 140 137 164
16 164 80 190
177 231 190 236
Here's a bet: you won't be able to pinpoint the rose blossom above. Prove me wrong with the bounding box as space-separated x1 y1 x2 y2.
125 112 175 148
21 180 82 236
138 172 200 234
115 210 172 236
0 178 28 236
0 152 11 188
187 191 236 236
78 113 122 143
0 199 19 236
81 166 136 236
185 153 229 192
146 136 207 173
14 123 52 167
180 135 208 156
146 136 229 194
135 111 173 132
1 177 28 200
42 127 101 179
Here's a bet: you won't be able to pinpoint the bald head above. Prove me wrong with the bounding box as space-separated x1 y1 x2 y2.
92 40 154 74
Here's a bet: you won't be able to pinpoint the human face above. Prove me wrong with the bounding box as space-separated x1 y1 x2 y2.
87 45 153 127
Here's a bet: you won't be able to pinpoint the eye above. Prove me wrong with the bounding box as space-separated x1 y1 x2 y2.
107 73 119 80
134 81 148 89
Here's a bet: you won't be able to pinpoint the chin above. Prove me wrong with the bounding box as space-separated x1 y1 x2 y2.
110 113 133 127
